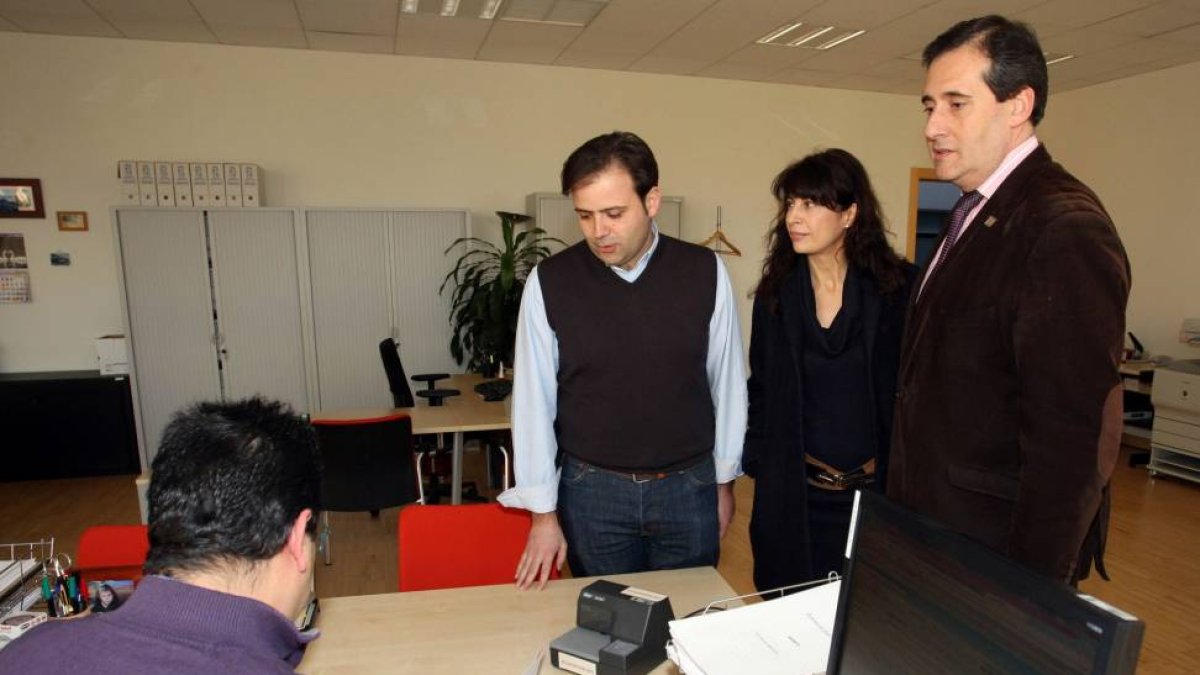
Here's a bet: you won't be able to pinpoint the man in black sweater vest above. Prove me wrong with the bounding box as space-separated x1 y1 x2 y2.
497 131 747 589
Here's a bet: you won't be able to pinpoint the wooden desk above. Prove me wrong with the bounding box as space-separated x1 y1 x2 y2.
313 374 510 504
300 566 736 674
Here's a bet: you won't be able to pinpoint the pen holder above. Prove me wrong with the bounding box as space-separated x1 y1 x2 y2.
40 553 84 618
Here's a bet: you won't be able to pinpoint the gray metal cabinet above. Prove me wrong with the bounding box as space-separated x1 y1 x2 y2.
114 208 309 467
305 209 468 410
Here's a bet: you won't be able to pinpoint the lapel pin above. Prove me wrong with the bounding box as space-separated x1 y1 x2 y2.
984 215 998 228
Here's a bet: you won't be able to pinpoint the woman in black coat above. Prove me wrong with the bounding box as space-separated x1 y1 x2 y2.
744 149 915 592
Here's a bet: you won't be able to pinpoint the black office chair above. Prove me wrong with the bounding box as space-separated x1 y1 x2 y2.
379 338 416 408
377 338 482 504
311 413 425 565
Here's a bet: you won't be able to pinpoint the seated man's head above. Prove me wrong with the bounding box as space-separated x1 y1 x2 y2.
144 397 321 619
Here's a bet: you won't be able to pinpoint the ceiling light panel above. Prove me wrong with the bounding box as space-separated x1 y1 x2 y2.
756 21 804 44
480 0 504 19
787 26 833 46
815 29 866 50
757 20 865 50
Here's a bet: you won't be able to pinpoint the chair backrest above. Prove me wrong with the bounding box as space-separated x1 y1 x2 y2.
397 503 558 591
75 524 149 587
312 414 422 513
379 338 415 408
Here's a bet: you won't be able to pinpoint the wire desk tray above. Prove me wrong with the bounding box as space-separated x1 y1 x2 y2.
0 538 54 617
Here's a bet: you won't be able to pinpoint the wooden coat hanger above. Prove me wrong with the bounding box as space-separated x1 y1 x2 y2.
698 206 742 256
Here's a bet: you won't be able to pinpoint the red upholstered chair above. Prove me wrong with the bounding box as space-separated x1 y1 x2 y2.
397 503 559 591
74 524 149 587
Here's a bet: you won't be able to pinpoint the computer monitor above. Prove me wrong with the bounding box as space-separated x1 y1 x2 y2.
826 491 1143 675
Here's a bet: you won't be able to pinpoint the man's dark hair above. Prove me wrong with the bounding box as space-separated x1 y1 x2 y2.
561 131 659 200
144 397 321 576
923 15 1048 126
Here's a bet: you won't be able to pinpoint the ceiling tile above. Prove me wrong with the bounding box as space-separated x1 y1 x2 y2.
861 57 924 80
695 61 782 81
1091 0 1200 38
476 19 580 64
1090 36 1200 66
1 11 120 36
110 18 218 42
923 0 1050 17
1040 25 1141 56
825 72 907 93
209 24 308 48
395 15 491 59
546 0 608 25
800 0 929 30
297 0 398 36
766 67 843 86
191 0 302 29
0 0 95 15
86 0 200 21
555 0 709 70
1157 21 1200 44
718 44 821 69
1015 0 1159 31
502 0 556 21
628 55 714 75
632 0 824 72
307 30 394 53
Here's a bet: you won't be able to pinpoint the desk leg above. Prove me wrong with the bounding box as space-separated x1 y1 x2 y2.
451 431 464 505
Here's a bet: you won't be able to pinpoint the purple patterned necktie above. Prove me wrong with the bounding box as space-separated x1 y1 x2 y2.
925 189 983 286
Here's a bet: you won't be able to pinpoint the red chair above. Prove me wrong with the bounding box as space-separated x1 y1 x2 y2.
397 503 559 591
75 524 149 587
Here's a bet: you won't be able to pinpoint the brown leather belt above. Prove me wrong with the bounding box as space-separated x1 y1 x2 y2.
805 456 876 491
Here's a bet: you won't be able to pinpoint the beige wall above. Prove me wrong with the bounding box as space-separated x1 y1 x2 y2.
0 32 929 372
1045 61 1200 362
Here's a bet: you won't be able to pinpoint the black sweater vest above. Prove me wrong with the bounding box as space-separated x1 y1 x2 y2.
539 235 716 472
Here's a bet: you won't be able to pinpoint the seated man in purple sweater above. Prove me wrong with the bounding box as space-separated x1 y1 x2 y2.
0 397 322 674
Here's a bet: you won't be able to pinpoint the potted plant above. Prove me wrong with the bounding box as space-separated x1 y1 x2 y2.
441 211 564 374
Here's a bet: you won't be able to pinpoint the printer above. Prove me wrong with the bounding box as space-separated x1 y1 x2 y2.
550 580 675 675
1149 359 1200 486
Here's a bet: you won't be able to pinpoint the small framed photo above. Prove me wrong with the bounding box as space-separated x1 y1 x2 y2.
0 178 45 219
57 210 88 232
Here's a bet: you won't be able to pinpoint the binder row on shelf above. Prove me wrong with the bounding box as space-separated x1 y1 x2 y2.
117 160 262 208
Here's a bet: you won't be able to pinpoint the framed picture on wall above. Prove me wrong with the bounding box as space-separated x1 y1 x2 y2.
0 178 45 218
57 211 88 232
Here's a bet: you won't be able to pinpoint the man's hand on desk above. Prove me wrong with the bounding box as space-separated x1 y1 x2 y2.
516 511 567 591
717 481 735 540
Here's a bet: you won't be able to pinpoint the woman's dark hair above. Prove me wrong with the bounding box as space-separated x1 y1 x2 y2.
561 131 658 200
923 15 1048 126
755 148 908 311
144 397 321 576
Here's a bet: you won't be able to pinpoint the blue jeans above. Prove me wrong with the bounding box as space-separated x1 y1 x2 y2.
557 453 719 577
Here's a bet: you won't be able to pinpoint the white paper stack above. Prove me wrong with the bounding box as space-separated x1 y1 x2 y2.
666 580 840 675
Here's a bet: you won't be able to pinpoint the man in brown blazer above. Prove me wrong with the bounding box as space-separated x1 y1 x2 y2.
887 15 1130 584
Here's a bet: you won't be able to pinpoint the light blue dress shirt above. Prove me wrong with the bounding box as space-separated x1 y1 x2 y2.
497 225 748 514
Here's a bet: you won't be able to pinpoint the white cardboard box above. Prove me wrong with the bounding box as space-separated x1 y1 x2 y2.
96 334 129 375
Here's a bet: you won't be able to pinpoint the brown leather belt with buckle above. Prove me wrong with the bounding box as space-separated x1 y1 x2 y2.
805 456 876 491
